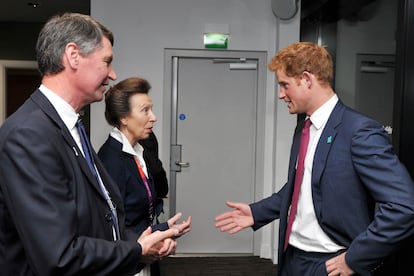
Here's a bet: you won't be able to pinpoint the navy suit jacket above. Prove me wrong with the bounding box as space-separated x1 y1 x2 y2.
98 136 168 235
250 100 414 275
0 90 142 276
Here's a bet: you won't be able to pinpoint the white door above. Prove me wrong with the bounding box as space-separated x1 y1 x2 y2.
164 49 266 254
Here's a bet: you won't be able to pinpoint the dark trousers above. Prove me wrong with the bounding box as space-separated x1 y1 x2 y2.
150 261 161 276
281 246 344 276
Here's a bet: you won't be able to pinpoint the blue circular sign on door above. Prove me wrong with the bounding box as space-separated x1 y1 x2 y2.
179 113 186 120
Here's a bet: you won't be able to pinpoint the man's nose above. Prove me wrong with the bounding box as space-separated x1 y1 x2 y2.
278 89 285 99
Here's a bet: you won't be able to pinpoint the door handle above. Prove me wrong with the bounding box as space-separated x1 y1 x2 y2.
175 161 190 167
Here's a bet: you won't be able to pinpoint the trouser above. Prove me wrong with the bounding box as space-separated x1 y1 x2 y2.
281 245 345 276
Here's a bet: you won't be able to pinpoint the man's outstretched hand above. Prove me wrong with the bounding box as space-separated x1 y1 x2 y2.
215 201 254 234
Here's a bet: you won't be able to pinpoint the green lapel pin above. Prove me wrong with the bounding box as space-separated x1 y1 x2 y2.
327 136 332 143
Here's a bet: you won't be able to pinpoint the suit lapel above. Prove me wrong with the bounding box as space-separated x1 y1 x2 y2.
290 122 303 173
30 90 107 199
126 153 143 184
107 137 143 186
285 120 306 200
312 101 345 198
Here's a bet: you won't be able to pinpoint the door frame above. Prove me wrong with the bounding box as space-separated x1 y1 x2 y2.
162 48 267 255
0 60 38 124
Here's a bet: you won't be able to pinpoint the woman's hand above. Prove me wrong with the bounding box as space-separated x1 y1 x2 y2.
167 212 192 238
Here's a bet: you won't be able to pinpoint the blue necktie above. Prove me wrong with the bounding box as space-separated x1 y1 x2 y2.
76 118 120 240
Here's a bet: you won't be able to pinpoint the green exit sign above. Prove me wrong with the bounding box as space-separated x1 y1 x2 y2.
204 33 229 49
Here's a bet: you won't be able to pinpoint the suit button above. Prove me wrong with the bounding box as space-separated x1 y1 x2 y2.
105 213 112 222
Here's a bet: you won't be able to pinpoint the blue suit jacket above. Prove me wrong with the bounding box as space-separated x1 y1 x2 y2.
98 136 168 235
0 90 142 275
250 100 414 275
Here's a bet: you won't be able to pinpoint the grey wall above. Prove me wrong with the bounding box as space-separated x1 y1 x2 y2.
335 0 398 106
91 0 300 262
0 0 301 263
91 0 282 148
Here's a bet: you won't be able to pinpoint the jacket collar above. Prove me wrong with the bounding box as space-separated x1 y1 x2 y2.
30 90 107 199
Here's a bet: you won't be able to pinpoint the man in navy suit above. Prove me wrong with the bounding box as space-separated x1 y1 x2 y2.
0 13 177 275
215 42 414 275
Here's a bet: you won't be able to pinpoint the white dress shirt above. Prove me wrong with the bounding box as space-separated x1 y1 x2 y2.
289 94 346 252
38 84 81 150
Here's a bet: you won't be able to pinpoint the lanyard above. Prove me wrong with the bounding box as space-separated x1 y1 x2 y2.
133 157 154 220
77 118 120 240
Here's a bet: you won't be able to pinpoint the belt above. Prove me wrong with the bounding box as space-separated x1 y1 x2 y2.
288 245 345 258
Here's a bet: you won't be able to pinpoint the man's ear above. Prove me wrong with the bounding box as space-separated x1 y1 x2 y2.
64 42 80 69
301 71 312 89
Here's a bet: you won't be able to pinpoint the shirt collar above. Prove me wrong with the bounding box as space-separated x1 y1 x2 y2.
309 94 338 130
38 84 79 131
109 127 144 157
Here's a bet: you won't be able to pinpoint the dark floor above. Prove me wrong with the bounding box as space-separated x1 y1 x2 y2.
159 256 278 276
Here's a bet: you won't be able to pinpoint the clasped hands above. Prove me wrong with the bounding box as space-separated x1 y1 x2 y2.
137 213 191 264
137 201 249 264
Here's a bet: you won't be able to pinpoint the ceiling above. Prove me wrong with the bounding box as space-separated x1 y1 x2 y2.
2 0 377 23
0 0 90 23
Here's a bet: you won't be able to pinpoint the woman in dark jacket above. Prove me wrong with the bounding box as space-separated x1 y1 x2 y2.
98 77 191 276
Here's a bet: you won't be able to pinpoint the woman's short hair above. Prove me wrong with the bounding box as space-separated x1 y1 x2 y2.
104 77 152 128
